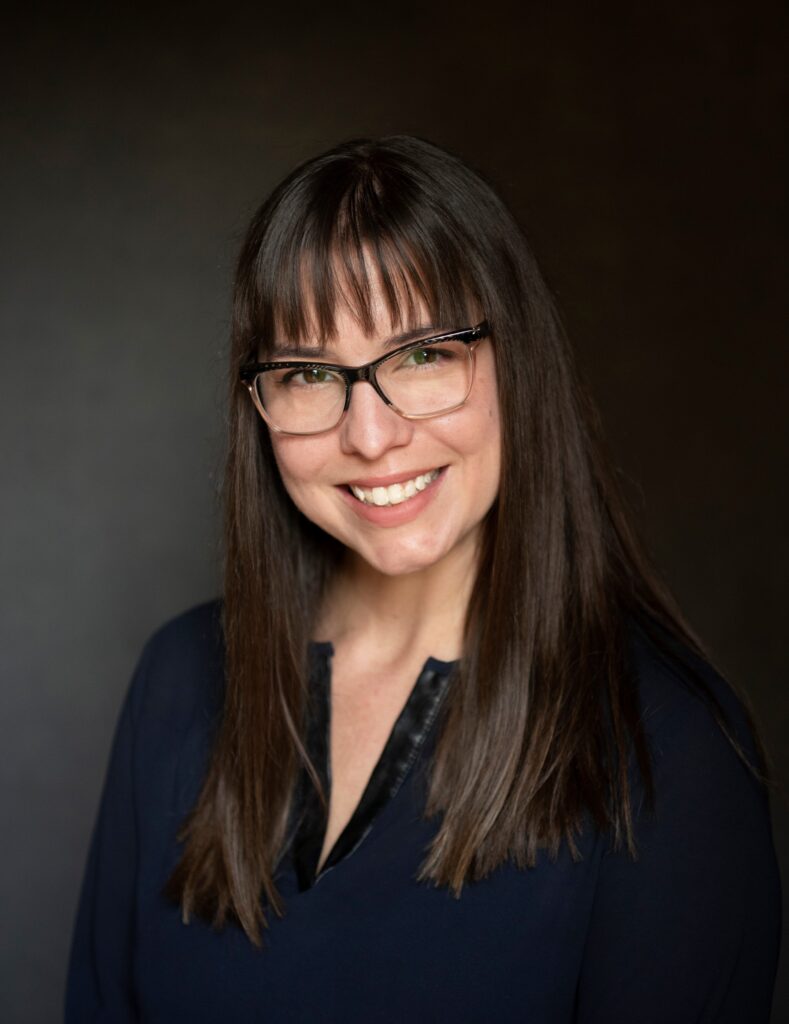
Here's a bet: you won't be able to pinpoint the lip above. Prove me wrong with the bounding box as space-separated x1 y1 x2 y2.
342 466 442 488
337 466 447 527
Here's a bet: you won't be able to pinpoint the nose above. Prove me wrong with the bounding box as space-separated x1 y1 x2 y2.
338 381 414 460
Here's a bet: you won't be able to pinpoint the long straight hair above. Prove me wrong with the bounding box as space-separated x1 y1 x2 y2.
165 136 772 945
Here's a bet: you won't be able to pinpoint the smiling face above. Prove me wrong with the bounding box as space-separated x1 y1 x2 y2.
265 279 502 580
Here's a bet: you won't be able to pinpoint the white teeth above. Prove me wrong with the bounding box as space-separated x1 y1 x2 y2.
349 469 441 507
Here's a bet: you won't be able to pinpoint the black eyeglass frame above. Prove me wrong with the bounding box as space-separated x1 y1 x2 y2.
239 320 491 436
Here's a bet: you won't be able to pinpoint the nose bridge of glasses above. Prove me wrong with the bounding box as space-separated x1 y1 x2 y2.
342 360 398 417
343 361 393 404
345 362 375 385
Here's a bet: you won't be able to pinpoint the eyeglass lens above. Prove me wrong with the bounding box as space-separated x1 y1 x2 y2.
255 340 473 434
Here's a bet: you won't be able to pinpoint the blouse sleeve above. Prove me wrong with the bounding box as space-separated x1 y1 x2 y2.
574 673 782 1022
64 643 152 1023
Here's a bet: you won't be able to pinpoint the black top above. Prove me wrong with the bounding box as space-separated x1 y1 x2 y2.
65 600 781 1022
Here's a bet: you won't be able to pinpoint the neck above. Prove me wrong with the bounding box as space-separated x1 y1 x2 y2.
316 532 480 666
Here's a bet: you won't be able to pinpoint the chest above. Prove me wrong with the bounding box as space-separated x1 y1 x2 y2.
318 676 416 873
136 646 605 1022
139 787 603 1024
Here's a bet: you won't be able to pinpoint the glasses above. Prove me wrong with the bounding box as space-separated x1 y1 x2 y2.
239 321 491 436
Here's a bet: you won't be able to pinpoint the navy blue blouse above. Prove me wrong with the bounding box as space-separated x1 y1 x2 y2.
65 600 781 1022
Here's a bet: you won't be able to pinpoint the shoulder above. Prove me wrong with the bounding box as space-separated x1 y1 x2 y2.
127 598 225 733
623 616 770 828
578 622 781 1019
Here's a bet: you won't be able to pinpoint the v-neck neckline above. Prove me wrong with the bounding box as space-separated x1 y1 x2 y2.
289 643 455 891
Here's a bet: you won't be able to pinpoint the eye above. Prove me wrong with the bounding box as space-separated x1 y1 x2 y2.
395 342 458 370
281 367 335 386
407 347 438 366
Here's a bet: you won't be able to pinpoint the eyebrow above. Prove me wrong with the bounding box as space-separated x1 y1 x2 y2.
271 324 443 360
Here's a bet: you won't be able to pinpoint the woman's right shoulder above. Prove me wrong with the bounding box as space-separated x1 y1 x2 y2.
126 598 226 735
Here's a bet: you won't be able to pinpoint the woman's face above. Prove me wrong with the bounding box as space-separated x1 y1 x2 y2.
267 282 501 579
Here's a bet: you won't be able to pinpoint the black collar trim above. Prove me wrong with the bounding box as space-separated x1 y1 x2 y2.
289 643 454 891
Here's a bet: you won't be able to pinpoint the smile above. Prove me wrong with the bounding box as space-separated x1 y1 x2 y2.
347 468 442 507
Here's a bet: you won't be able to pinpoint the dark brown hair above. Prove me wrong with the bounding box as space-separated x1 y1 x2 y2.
165 135 771 945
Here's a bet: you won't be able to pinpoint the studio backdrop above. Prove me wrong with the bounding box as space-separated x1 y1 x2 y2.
1 4 785 1022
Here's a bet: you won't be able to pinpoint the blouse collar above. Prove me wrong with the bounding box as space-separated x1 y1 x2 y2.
287 642 455 890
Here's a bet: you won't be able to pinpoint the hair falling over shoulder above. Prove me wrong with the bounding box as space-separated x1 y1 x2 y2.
163 135 773 946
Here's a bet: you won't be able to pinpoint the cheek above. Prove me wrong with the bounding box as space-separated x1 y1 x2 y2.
472 418 502 504
270 434 321 482
269 436 332 514
479 365 502 488
456 376 501 490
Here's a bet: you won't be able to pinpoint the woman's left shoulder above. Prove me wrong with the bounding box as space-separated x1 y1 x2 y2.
624 616 770 815
577 622 781 1019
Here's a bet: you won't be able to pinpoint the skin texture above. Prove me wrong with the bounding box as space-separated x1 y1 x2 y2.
268 285 502 597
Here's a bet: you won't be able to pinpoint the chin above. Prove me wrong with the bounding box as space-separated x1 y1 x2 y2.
364 553 439 577
352 532 454 577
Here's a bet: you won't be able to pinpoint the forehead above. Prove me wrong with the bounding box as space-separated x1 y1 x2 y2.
268 261 461 361
260 242 476 360
269 317 449 366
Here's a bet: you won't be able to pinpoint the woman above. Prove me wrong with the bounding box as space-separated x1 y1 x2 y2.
66 136 781 1022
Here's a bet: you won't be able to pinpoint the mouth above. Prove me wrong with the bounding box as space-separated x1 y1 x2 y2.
345 467 444 507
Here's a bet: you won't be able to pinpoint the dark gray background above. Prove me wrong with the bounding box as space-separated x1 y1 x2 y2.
2 3 786 1021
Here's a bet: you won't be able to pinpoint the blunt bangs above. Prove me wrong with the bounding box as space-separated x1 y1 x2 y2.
238 139 495 359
